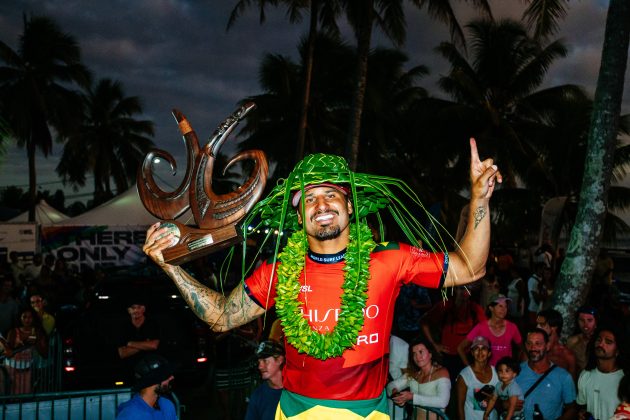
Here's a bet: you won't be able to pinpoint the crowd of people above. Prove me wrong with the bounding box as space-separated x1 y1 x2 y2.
384 245 630 420
0 252 65 395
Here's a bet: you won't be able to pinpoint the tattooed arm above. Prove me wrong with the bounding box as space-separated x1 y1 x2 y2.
143 224 265 332
445 138 502 287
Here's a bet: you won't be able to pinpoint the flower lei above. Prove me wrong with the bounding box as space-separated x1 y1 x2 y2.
274 222 376 360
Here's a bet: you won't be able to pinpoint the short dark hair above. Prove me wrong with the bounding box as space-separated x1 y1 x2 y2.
526 327 549 343
538 309 564 335
495 356 521 375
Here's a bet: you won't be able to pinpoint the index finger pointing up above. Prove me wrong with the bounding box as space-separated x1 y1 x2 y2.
470 137 480 164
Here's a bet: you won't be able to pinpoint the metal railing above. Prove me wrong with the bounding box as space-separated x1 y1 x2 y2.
404 403 450 420
1 331 62 397
0 387 181 420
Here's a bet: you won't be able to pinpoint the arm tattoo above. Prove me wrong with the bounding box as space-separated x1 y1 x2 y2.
170 266 258 331
473 206 487 229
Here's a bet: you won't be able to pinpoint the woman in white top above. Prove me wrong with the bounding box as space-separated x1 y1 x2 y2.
388 337 451 420
457 335 499 420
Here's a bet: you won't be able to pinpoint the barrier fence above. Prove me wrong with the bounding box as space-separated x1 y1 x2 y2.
0 388 181 420
1 331 62 397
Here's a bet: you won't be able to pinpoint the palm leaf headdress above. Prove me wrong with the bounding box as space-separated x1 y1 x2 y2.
242 153 452 263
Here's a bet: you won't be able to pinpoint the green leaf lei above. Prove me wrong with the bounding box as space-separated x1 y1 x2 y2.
274 221 376 360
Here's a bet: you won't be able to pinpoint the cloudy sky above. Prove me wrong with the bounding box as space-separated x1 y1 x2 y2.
0 0 626 204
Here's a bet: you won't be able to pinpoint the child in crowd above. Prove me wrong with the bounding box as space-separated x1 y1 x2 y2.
612 375 630 419
483 357 524 420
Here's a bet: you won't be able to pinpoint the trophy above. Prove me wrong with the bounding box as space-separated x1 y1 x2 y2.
137 102 268 265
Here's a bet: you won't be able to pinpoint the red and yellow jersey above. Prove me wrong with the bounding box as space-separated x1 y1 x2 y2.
245 242 447 400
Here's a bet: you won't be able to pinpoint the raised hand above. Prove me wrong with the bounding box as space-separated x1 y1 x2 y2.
470 137 502 200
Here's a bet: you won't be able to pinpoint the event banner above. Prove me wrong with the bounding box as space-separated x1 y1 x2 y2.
0 222 39 261
41 225 148 271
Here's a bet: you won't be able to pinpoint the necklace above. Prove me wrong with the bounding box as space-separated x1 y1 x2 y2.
275 222 375 360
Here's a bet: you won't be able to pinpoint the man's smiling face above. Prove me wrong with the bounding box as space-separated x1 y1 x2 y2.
297 186 352 241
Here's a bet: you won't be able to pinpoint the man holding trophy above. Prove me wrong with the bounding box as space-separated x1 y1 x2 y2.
140 104 501 419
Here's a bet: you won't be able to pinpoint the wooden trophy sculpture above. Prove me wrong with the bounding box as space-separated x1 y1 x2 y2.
137 102 268 265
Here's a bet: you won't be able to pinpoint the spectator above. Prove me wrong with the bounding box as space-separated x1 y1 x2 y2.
394 283 432 342
0 277 19 336
515 328 576 420
505 267 526 325
539 265 555 311
526 263 547 327
3 306 48 394
388 335 409 420
576 325 627 420
458 294 522 367
456 336 498 420
116 354 177 419
22 253 43 284
117 297 161 385
29 292 55 336
421 285 486 381
536 309 577 379
495 248 514 285
388 336 450 419
8 251 25 290
479 269 502 309
612 375 630 419
483 356 524 420
567 306 599 374
245 340 285 420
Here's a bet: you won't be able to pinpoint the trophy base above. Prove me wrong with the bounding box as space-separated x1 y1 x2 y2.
161 221 243 265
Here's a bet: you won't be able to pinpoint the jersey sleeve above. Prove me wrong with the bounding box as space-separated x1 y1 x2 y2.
244 260 278 309
397 243 448 289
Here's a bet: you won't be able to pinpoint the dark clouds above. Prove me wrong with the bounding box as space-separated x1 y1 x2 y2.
0 0 627 201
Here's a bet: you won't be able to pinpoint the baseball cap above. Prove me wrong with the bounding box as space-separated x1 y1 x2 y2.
291 183 349 207
488 293 512 306
256 340 285 358
132 354 174 391
470 336 491 350
577 305 597 316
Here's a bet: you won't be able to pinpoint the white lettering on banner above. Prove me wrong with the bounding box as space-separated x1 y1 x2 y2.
57 246 132 262
300 285 313 293
300 304 381 323
41 227 148 271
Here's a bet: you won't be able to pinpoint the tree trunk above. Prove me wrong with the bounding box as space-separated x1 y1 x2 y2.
27 138 37 222
345 4 373 171
295 0 318 162
552 0 630 339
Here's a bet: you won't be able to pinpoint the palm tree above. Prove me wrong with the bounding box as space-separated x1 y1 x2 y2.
551 0 630 333
237 34 355 183
57 78 154 205
342 0 492 171
227 0 341 163
433 18 582 189
0 14 90 220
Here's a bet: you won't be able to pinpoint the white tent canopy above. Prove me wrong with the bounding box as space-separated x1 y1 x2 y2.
8 200 69 225
53 185 193 226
